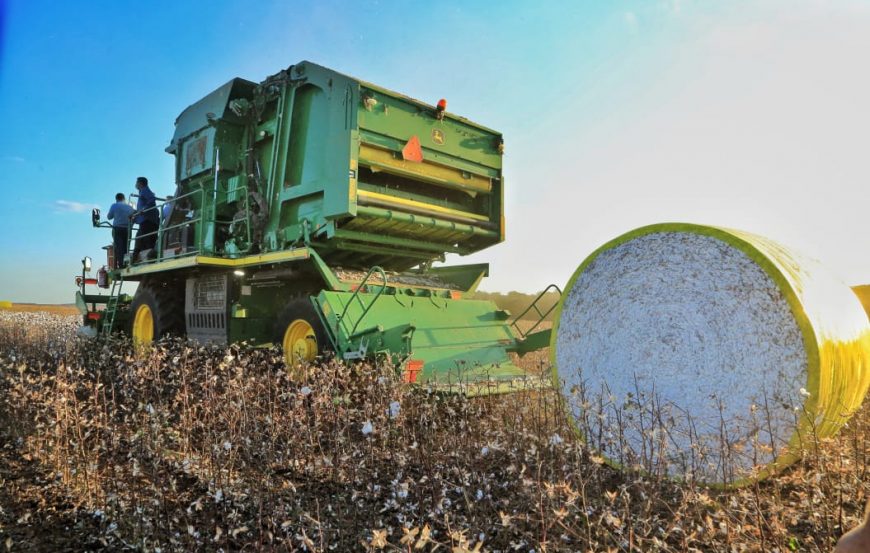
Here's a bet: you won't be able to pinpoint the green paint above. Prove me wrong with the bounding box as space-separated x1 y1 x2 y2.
79 61 542 394
315 288 530 385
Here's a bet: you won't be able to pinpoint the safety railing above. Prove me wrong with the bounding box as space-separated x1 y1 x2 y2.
122 181 252 268
335 266 388 341
510 284 562 339
125 186 206 267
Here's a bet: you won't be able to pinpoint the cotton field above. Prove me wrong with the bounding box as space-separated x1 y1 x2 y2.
0 309 868 551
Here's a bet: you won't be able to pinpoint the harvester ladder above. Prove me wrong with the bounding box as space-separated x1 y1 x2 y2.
101 275 124 336
335 266 388 358
510 284 562 339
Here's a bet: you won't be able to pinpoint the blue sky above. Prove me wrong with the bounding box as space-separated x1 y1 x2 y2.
1 1 870 302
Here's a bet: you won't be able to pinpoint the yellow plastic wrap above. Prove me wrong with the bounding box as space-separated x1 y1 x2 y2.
551 223 870 486
852 285 870 320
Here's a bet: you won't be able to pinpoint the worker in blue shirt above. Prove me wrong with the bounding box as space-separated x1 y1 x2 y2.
131 176 160 262
107 193 135 268
162 195 174 223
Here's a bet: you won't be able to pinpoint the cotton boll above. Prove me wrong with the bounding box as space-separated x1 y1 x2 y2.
388 401 401 419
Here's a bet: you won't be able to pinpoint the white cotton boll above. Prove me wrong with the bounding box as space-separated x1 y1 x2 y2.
223 441 232 451
481 446 490 456
476 489 484 500
300 386 312 396
549 434 563 446
362 421 373 435
388 401 401 419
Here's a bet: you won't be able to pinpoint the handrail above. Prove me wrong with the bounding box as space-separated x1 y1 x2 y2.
510 283 562 339
122 177 253 267
126 217 204 266
126 186 206 265
335 266 388 343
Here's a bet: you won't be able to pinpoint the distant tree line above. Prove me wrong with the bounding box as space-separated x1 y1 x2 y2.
470 290 561 321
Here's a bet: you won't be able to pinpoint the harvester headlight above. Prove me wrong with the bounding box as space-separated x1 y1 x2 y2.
233 270 245 277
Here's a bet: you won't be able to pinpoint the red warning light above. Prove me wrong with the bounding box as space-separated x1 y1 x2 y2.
436 98 447 120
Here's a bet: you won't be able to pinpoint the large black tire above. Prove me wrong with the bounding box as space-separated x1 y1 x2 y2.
274 298 332 365
129 279 185 343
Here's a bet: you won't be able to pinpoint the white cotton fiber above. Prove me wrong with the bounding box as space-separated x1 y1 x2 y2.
552 224 870 485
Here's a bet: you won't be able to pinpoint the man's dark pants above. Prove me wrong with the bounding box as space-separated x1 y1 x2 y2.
112 226 129 269
133 220 159 262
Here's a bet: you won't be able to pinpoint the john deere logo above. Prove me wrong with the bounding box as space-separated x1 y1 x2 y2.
431 128 445 145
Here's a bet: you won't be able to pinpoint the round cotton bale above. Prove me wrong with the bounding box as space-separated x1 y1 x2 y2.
551 223 870 486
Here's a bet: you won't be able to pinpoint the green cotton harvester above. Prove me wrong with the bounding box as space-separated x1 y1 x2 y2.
77 61 556 394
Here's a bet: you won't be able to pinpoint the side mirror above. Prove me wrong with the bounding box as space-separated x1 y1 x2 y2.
82 256 92 273
91 208 101 227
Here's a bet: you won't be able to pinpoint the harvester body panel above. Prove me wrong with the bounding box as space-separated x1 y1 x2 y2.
159 61 503 269
314 289 528 385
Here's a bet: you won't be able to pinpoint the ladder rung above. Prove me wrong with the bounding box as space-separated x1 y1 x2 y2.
102 277 124 336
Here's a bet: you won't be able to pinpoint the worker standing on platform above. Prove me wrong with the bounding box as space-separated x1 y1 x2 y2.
162 195 174 223
132 176 159 262
106 193 134 268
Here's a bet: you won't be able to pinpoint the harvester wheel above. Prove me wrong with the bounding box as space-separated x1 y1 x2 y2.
275 298 331 366
129 280 184 346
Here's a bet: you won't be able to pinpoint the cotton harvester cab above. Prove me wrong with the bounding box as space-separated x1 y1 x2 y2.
76 61 557 393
